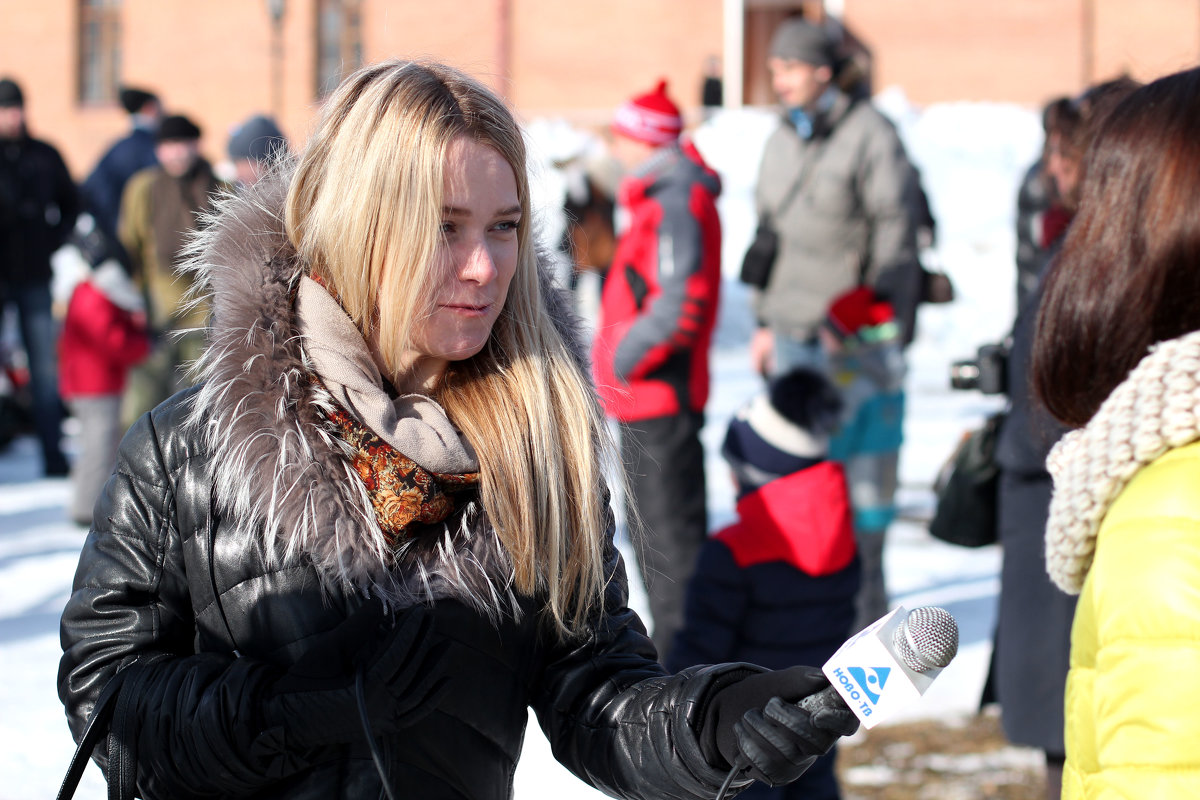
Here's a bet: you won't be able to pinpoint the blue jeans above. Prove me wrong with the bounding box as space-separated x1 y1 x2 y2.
0 280 66 473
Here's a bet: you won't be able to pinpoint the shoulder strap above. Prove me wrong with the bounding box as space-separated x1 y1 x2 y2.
56 656 162 800
106 665 152 800
55 670 128 800
765 137 828 225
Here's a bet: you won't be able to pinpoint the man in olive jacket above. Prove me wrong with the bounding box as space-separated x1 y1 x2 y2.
118 113 225 427
747 18 923 633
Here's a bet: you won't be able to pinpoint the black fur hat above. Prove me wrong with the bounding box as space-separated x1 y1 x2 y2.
157 114 201 143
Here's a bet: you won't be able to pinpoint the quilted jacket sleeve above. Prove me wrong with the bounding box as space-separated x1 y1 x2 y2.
530 542 757 800
1062 443 1200 799
57 399 296 799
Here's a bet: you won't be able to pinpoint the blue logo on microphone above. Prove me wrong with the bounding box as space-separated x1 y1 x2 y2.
846 666 890 704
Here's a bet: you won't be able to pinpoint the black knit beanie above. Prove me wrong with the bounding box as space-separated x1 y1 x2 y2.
157 114 201 143
0 78 24 109
722 367 843 494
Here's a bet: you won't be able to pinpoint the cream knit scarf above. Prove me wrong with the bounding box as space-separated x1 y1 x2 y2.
1045 329 1200 594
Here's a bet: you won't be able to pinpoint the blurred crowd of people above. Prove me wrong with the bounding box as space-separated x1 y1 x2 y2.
590 16 930 800
3 9 1200 800
553 16 1200 800
0 77 286 524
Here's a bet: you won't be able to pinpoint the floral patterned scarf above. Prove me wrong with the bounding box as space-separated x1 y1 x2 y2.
320 397 481 548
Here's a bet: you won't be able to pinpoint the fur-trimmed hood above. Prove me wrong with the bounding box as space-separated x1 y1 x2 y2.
180 168 588 612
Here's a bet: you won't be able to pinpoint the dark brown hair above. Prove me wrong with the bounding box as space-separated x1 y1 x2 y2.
1050 77 1140 211
1033 67 1200 427
1054 77 1139 157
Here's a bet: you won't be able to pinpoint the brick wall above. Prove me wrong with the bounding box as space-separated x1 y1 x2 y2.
1 0 1197 180
841 0 1199 105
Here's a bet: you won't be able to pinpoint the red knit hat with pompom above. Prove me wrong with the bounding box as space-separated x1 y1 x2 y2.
612 79 683 146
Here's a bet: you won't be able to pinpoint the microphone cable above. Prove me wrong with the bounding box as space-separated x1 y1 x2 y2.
356 665 399 800
714 757 748 800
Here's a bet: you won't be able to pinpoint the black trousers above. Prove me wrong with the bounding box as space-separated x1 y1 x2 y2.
619 412 707 663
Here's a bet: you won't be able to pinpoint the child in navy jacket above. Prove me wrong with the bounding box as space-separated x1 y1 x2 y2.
668 367 861 800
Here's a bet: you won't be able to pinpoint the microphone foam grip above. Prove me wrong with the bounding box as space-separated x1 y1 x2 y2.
892 606 959 673
796 684 843 715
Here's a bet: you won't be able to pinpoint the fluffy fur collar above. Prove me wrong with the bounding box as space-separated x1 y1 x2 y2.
180 168 586 614
1045 329 1200 594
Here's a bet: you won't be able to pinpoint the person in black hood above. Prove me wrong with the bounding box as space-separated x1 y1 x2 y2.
0 76 78 475
81 85 162 243
989 75 1140 800
58 60 858 800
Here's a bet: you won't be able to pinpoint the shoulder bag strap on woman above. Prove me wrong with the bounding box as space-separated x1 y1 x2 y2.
56 655 162 800
56 669 127 800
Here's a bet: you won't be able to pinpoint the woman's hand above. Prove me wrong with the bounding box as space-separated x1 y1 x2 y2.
700 666 860 786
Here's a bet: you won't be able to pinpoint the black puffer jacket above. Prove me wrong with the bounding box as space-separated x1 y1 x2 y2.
58 173 749 799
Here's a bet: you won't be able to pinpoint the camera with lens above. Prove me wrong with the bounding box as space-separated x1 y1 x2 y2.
950 342 1009 395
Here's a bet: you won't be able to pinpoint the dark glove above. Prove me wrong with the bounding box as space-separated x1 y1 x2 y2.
700 666 860 786
257 600 448 752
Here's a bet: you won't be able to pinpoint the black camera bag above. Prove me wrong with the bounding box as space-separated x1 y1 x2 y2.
928 412 1005 548
739 220 780 289
739 141 825 290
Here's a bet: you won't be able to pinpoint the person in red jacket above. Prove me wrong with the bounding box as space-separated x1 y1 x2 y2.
58 220 151 525
593 79 722 661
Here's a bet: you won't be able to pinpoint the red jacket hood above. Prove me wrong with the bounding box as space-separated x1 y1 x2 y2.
716 460 857 577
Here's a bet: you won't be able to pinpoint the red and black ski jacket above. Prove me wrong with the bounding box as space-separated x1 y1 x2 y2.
594 140 722 422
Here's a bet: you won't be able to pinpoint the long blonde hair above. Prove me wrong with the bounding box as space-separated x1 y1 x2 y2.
285 60 612 636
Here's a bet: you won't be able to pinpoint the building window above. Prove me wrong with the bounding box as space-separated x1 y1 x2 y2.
316 0 363 97
78 0 122 104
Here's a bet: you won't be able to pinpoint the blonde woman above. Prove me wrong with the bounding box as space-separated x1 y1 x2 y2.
57 61 856 799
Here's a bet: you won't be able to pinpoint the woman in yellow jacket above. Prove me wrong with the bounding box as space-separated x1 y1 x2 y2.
1032 67 1200 800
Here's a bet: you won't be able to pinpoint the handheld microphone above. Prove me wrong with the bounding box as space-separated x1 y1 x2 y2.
712 606 960 800
798 605 959 729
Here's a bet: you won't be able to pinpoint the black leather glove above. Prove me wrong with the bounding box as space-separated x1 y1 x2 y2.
700 666 860 786
256 600 448 752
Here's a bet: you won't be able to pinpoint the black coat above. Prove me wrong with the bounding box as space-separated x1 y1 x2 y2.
0 132 79 285
990 254 1074 755
57 173 748 800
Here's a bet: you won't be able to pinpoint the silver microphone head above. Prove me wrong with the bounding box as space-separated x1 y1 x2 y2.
892 606 959 673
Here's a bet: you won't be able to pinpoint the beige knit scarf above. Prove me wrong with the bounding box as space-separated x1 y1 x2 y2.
294 275 479 475
1045 329 1200 594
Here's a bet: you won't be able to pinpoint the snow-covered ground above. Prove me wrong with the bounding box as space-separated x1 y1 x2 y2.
0 90 1039 798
